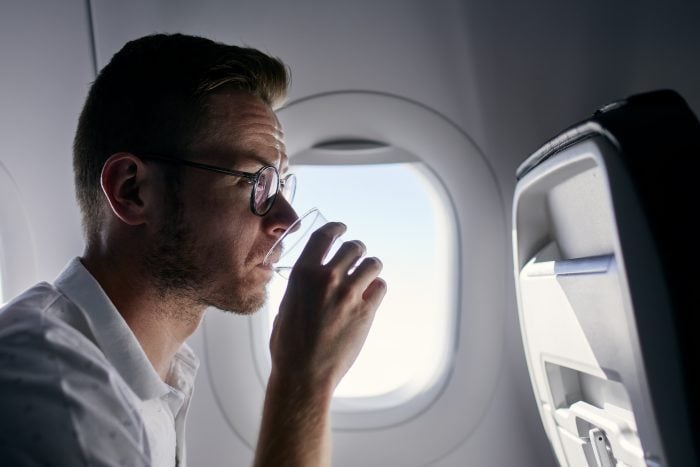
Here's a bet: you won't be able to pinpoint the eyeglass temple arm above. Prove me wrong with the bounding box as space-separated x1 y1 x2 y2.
138 154 258 182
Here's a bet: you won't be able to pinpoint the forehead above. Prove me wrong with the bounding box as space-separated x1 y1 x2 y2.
193 90 286 170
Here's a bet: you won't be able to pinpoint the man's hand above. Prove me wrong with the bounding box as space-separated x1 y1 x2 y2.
271 221 386 392
254 222 387 467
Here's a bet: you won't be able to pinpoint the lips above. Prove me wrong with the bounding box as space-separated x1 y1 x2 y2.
261 244 283 265
262 254 280 266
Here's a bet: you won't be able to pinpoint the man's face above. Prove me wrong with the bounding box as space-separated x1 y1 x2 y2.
144 90 297 314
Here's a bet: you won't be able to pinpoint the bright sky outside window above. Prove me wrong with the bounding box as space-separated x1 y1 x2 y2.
265 162 454 399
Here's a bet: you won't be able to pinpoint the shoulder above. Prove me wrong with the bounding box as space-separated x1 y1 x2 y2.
0 282 106 378
0 284 152 466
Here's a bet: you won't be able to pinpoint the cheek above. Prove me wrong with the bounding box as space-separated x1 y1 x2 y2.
181 188 262 265
212 214 262 267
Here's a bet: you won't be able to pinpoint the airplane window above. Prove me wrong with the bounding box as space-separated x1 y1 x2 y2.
264 162 454 400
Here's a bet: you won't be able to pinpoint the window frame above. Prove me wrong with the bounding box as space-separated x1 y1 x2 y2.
249 158 460 429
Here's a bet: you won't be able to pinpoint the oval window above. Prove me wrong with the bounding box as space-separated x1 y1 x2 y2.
261 161 456 409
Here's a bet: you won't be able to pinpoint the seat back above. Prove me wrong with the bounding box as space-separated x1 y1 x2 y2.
512 90 699 466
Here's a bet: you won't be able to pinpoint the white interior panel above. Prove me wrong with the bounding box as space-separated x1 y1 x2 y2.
0 162 36 299
0 0 91 285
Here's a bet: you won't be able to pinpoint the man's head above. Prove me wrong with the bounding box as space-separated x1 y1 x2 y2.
74 34 297 314
74 34 289 241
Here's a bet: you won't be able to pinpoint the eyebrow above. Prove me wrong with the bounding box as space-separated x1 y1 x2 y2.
238 154 287 174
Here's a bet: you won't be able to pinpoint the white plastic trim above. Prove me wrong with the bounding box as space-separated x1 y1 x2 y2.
0 161 37 302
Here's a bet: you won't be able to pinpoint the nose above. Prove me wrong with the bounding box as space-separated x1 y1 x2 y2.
263 194 299 237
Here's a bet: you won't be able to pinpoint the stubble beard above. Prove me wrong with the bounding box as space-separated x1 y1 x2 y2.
142 195 268 317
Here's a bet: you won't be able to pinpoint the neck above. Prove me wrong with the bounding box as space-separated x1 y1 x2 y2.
81 247 205 381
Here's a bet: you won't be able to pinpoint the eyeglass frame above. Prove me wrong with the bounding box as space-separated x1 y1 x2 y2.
137 153 296 216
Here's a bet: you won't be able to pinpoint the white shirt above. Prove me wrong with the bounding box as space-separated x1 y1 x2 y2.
0 258 199 466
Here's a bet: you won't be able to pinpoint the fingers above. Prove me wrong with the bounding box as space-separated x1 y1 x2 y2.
295 222 347 267
346 256 383 291
294 222 386 307
273 220 388 392
325 240 366 272
363 277 388 308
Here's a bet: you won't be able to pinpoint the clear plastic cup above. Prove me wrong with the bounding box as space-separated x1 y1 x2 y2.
263 208 330 279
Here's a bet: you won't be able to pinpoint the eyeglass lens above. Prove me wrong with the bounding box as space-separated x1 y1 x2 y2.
281 174 297 203
253 167 277 214
253 168 297 215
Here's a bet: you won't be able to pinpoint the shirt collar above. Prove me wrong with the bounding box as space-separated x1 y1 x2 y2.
54 257 198 401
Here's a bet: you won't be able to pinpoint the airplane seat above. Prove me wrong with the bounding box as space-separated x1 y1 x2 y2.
512 90 699 466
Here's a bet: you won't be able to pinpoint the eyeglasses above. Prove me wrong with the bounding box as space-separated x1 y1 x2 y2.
139 154 296 216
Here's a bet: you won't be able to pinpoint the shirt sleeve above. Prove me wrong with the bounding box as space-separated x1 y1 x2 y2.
0 307 152 466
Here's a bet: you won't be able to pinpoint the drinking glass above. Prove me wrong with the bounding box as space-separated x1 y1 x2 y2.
263 208 331 279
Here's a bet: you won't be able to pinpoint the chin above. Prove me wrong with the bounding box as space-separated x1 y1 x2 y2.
208 284 268 316
196 263 271 315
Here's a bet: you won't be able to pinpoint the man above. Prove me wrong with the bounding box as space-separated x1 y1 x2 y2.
0 34 386 466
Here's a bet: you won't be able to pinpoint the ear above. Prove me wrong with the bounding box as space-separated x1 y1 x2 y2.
100 153 155 226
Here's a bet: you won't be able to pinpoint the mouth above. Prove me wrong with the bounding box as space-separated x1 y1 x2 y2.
262 245 283 266
255 263 275 283
258 250 279 269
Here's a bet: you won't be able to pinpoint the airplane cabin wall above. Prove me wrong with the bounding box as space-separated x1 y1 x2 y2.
0 0 90 295
1 1 699 466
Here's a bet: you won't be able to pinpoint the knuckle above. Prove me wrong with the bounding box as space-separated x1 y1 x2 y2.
345 240 365 256
311 228 335 243
329 268 345 285
320 266 343 287
363 256 383 270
